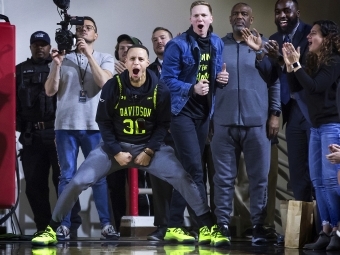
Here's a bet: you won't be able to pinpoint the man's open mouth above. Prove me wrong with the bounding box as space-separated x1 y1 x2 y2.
133 68 140 75
280 20 288 27
198 24 204 29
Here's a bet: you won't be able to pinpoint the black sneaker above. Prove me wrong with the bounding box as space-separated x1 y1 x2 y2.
100 225 119 240
242 228 253 239
55 225 70 241
218 224 231 240
277 234 285 245
147 226 167 241
264 227 278 241
69 229 77 240
252 225 268 243
189 230 198 241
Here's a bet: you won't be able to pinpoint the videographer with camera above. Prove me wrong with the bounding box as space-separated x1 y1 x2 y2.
41 16 118 241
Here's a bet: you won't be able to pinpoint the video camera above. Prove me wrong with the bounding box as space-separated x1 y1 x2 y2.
53 0 84 53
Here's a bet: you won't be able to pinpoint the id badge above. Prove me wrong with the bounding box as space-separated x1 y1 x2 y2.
79 90 87 103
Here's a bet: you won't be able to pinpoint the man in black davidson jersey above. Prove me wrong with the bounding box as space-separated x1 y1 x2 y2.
31 45 214 246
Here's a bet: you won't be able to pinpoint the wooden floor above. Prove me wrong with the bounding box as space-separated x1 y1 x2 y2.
0 237 320 255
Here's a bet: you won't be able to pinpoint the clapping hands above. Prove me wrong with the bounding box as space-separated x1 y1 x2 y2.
282 43 300 65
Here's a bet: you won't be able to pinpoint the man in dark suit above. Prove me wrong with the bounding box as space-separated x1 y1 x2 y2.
146 27 174 241
265 0 312 202
148 27 173 78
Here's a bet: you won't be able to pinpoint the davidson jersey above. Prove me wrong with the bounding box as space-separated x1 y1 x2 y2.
112 75 158 145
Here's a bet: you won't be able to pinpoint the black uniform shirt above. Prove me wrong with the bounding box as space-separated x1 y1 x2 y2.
15 56 56 131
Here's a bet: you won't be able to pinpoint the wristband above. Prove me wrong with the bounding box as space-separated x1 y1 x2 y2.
270 110 281 117
143 148 154 158
143 150 152 157
255 50 263 55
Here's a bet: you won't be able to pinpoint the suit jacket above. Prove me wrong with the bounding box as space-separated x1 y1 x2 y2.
269 21 312 125
148 58 162 79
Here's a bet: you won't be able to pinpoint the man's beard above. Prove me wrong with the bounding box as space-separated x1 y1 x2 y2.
276 17 299 34
155 48 164 56
232 24 245 34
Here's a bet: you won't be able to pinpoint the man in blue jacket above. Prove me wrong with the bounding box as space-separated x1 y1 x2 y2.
161 0 228 246
210 2 280 246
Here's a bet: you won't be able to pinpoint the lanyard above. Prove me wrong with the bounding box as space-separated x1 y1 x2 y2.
75 51 93 91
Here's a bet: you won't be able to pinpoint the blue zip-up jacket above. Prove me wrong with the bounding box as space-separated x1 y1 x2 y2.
214 33 276 127
161 28 224 117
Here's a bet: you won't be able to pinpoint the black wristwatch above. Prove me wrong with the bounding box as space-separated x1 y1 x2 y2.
291 62 301 69
270 110 281 117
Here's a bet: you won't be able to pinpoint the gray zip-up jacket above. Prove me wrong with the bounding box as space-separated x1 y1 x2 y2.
214 33 279 127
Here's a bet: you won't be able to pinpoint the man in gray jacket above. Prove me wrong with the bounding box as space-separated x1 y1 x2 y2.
210 2 280 246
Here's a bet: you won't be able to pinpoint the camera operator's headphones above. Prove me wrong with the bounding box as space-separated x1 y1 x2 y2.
115 34 143 60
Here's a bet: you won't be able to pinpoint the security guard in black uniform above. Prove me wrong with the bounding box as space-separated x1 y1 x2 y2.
16 31 82 233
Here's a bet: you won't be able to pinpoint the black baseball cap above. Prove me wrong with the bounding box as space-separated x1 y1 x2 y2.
117 34 142 46
30 31 51 45
115 34 143 60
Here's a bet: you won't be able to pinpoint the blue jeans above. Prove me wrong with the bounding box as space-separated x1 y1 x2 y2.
309 124 340 227
55 130 111 228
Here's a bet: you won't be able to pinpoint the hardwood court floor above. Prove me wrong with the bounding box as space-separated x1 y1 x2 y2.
0 237 333 255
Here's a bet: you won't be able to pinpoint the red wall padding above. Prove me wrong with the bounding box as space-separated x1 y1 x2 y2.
0 18 16 209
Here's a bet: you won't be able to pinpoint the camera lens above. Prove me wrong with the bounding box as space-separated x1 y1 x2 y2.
55 29 74 53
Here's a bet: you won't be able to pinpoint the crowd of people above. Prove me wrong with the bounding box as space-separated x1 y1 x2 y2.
15 0 340 251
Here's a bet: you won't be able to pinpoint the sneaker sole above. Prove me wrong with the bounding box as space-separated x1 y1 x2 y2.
211 240 231 247
100 236 120 240
164 237 195 244
147 236 164 241
31 240 58 246
198 239 211 245
252 237 268 243
56 236 69 241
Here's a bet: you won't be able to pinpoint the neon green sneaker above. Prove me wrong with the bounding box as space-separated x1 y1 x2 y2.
31 226 57 246
164 245 195 255
198 226 211 245
32 247 57 255
164 227 195 243
210 224 231 247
